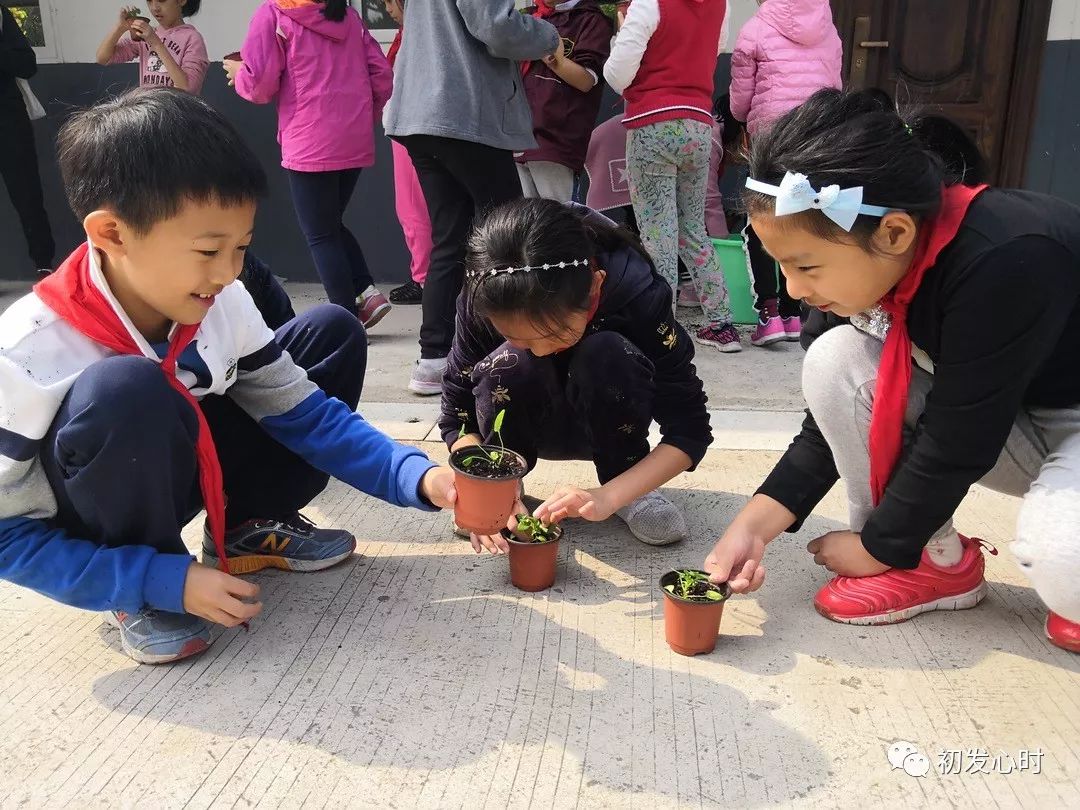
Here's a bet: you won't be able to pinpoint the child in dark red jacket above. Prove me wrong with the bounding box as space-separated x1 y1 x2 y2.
517 1 612 202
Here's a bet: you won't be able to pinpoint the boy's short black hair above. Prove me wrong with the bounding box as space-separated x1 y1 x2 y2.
57 88 266 234
183 0 203 16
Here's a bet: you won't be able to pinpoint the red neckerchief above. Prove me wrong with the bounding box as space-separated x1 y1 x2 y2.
35 243 232 574
868 183 988 504
387 28 402 69
522 1 560 77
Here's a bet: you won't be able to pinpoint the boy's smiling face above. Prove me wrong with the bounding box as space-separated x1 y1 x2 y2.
86 198 256 341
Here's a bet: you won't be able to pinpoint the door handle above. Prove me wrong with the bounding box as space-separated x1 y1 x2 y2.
850 16 885 89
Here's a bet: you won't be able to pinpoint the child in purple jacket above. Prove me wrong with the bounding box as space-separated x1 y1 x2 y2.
517 1 612 203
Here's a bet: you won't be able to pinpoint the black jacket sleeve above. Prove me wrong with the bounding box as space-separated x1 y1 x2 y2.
239 252 296 331
439 291 503 447
0 7 37 80
862 236 1080 567
615 283 712 468
755 308 843 529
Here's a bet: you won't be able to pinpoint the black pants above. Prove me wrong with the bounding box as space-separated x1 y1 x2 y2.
395 134 522 359
286 168 374 314
745 223 800 318
0 109 54 269
41 305 367 554
470 332 654 484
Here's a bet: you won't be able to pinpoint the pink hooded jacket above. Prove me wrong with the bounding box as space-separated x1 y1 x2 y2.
235 0 393 172
729 0 842 136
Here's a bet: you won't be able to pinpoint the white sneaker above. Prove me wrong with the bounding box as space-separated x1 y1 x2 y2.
408 357 447 396
615 491 688 546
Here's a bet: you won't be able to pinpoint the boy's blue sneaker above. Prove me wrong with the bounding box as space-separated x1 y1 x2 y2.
202 513 356 574
105 609 212 665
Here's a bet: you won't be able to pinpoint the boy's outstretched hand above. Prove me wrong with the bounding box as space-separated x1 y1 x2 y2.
183 563 262 627
420 465 456 510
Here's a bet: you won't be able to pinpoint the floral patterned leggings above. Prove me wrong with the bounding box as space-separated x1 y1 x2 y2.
627 118 732 325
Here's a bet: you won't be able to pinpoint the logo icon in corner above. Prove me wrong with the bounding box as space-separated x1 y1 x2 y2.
888 740 931 777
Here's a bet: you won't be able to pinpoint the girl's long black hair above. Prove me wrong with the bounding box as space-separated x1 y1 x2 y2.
182 0 202 16
745 88 986 247
320 0 351 22
466 199 652 335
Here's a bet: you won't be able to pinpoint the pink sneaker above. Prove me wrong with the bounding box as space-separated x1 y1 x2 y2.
695 322 742 353
814 536 992 625
357 287 391 329
750 316 786 347
782 316 802 341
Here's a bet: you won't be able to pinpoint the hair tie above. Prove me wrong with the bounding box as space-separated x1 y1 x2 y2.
745 172 892 231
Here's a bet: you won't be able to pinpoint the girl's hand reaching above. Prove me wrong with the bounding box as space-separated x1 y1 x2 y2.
223 57 243 86
704 530 766 593
535 486 616 524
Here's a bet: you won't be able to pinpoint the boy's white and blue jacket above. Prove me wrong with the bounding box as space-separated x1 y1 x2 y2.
0 246 436 614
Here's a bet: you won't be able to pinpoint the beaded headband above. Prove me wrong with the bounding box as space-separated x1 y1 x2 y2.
465 258 590 282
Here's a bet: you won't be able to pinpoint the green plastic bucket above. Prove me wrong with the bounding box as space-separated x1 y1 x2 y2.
711 235 760 325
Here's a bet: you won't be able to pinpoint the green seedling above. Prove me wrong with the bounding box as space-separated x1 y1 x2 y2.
514 514 558 544
664 569 726 602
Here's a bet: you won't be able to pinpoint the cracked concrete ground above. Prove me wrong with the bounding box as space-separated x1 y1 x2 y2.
0 282 1076 808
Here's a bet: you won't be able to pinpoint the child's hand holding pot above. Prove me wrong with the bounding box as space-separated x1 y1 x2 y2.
535 486 616 524
468 500 525 555
419 465 457 510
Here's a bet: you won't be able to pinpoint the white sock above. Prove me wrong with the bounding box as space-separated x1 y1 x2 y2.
926 531 964 566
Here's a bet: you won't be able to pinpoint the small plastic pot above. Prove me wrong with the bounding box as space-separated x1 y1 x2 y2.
223 51 242 62
502 523 563 592
128 15 150 41
660 570 730 656
449 446 527 535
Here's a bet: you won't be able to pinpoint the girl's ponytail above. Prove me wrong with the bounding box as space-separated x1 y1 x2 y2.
320 0 350 22
745 89 985 246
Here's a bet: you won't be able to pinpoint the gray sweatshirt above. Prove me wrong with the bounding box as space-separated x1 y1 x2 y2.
385 0 559 151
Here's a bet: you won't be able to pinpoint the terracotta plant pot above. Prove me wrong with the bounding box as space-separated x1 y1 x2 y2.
660 570 730 656
449 446 527 535
502 521 563 592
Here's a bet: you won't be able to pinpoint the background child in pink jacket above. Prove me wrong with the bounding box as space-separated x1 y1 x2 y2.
96 1 209 95
729 0 841 347
226 0 394 328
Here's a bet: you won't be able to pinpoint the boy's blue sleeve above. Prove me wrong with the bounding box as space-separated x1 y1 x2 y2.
0 517 192 614
259 390 438 511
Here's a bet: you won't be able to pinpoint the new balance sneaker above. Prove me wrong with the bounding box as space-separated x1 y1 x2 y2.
782 316 802 341
750 316 786 347
105 609 212 665
203 513 356 574
695 322 742 353
357 286 392 329
615 490 689 546
389 279 423 305
408 357 447 396
814 535 991 625
1046 611 1080 653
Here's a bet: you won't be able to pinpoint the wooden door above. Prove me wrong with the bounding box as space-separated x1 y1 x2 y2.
830 0 1050 186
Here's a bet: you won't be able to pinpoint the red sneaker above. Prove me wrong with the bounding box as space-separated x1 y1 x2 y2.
357 288 391 329
1046 612 1080 653
814 536 993 625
